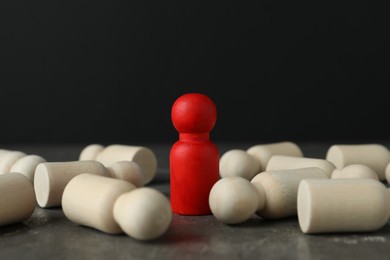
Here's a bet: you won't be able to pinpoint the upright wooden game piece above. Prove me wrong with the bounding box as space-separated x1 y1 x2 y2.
170 93 220 215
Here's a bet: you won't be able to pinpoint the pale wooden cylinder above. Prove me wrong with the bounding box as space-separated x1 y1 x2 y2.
95 144 157 185
0 151 26 174
0 172 36 226
34 160 109 208
106 161 144 188
251 167 328 219
113 187 172 240
10 155 47 182
297 179 390 234
266 155 335 178
247 141 303 172
326 144 390 181
62 173 136 234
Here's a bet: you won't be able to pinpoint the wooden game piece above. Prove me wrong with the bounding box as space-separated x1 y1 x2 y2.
9 154 46 182
62 173 136 234
209 167 327 224
251 167 328 219
266 155 335 178
34 160 143 208
297 179 390 234
82 144 157 185
95 145 157 185
0 149 14 157
332 164 378 180
219 149 261 180
326 144 390 181
79 144 104 160
170 93 220 215
386 163 390 183
209 176 265 224
247 141 303 172
0 149 11 157
106 161 143 187
0 172 36 226
0 150 26 174
113 187 172 240
0 149 47 180
34 160 108 208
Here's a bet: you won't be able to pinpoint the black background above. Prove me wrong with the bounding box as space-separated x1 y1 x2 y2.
1 0 389 145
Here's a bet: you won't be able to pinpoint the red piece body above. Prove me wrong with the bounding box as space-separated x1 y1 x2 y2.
170 93 220 215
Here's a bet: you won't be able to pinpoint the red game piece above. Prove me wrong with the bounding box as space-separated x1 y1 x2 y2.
170 93 220 215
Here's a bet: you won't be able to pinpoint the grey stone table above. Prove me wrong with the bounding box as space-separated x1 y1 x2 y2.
1 142 390 260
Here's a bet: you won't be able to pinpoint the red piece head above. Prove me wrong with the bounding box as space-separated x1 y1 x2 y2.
171 93 217 134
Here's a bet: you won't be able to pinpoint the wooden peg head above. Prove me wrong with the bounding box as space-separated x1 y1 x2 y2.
171 93 217 134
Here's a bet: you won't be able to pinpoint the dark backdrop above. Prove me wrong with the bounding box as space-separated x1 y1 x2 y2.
1 0 389 144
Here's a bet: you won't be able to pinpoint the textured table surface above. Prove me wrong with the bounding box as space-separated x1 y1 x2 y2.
1 141 390 260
